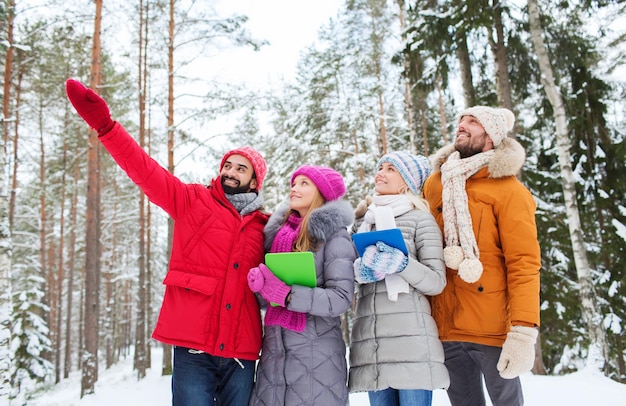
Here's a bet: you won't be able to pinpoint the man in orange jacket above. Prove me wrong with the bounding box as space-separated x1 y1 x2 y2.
65 79 269 406
423 106 541 406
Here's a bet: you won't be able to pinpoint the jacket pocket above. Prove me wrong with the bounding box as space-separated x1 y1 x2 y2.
156 271 219 341
451 275 507 335
163 270 218 296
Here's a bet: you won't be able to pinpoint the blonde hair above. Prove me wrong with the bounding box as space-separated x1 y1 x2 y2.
398 184 431 213
282 190 326 252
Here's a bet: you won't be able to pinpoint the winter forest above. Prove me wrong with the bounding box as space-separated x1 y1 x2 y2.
0 0 625 403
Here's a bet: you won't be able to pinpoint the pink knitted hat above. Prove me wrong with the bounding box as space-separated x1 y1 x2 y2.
459 106 515 147
220 146 267 190
291 165 346 201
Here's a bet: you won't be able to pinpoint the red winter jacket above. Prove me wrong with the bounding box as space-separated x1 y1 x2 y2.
99 123 268 360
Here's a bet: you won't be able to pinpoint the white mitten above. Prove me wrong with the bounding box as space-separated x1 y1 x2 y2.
497 325 538 379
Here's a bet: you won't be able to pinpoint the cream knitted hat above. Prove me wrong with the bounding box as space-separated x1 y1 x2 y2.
459 106 515 147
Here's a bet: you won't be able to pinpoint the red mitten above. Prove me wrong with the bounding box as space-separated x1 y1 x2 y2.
65 79 114 135
257 264 291 307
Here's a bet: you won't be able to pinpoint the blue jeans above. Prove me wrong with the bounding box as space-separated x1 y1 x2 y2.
172 346 255 406
368 388 433 406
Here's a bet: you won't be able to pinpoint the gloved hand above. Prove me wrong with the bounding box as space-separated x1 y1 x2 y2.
247 267 264 292
354 242 408 284
65 79 114 135
353 257 386 284
249 264 291 307
497 325 538 379
363 241 408 274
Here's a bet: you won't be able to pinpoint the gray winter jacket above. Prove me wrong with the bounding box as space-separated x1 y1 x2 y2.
349 208 450 392
250 200 357 406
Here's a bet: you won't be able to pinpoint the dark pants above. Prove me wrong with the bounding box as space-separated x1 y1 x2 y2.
172 346 255 406
443 342 524 406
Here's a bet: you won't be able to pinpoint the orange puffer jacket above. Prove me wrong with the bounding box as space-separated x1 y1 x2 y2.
423 139 541 347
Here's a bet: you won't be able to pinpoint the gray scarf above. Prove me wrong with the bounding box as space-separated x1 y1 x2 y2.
225 191 264 216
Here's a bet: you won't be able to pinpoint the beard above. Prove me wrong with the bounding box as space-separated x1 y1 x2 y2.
221 175 253 194
456 143 483 159
455 132 488 159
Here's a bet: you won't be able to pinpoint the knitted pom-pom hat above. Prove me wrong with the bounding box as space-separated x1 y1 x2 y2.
291 165 346 201
377 152 432 195
459 106 515 147
220 146 267 190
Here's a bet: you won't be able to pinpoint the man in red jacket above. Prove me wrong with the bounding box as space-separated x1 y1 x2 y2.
65 79 269 406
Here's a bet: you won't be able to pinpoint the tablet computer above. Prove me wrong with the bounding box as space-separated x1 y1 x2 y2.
264 251 317 288
351 228 408 257
264 252 316 307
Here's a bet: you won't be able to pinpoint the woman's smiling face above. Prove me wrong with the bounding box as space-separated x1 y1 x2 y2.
289 174 319 216
374 162 406 195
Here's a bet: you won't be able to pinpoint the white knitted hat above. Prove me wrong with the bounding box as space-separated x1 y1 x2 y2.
459 106 515 147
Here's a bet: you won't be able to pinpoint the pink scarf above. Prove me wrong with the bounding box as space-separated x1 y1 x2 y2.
266 213 308 332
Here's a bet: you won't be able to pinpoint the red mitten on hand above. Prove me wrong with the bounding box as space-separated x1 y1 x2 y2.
65 79 114 135
257 264 291 307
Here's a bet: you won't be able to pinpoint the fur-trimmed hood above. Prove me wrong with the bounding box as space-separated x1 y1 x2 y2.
264 200 354 252
430 137 526 178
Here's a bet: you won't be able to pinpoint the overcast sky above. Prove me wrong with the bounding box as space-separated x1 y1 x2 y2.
210 0 342 90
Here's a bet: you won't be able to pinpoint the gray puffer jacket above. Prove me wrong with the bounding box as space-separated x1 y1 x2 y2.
349 207 450 392
250 200 357 406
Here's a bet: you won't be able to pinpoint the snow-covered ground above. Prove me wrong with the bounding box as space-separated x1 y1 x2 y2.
26 346 626 405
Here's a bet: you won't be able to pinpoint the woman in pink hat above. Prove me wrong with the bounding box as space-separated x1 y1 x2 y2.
247 165 356 405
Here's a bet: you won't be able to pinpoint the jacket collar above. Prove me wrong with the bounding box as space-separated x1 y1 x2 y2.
431 137 526 179
265 200 354 251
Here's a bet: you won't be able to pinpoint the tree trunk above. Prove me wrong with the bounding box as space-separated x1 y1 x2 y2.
82 0 104 396
105 179 117 370
9 63 23 233
455 29 475 108
435 76 449 146
397 0 416 153
488 0 524 140
532 332 547 375
490 0 513 112
145 28 154 365
64 150 80 379
528 0 609 373
55 134 68 383
162 0 176 377
39 105 51 366
0 1 16 398
134 0 148 379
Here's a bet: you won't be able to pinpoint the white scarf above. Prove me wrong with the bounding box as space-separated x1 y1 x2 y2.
358 194 413 300
358 194 414 231
440 150 494 283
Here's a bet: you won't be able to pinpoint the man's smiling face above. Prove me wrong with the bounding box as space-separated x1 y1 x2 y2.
220 154 257 194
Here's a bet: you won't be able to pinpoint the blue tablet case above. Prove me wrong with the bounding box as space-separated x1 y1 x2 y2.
351 228 408 257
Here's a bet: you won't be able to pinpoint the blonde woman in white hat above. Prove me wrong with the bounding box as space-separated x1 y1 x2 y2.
423 106 541 406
